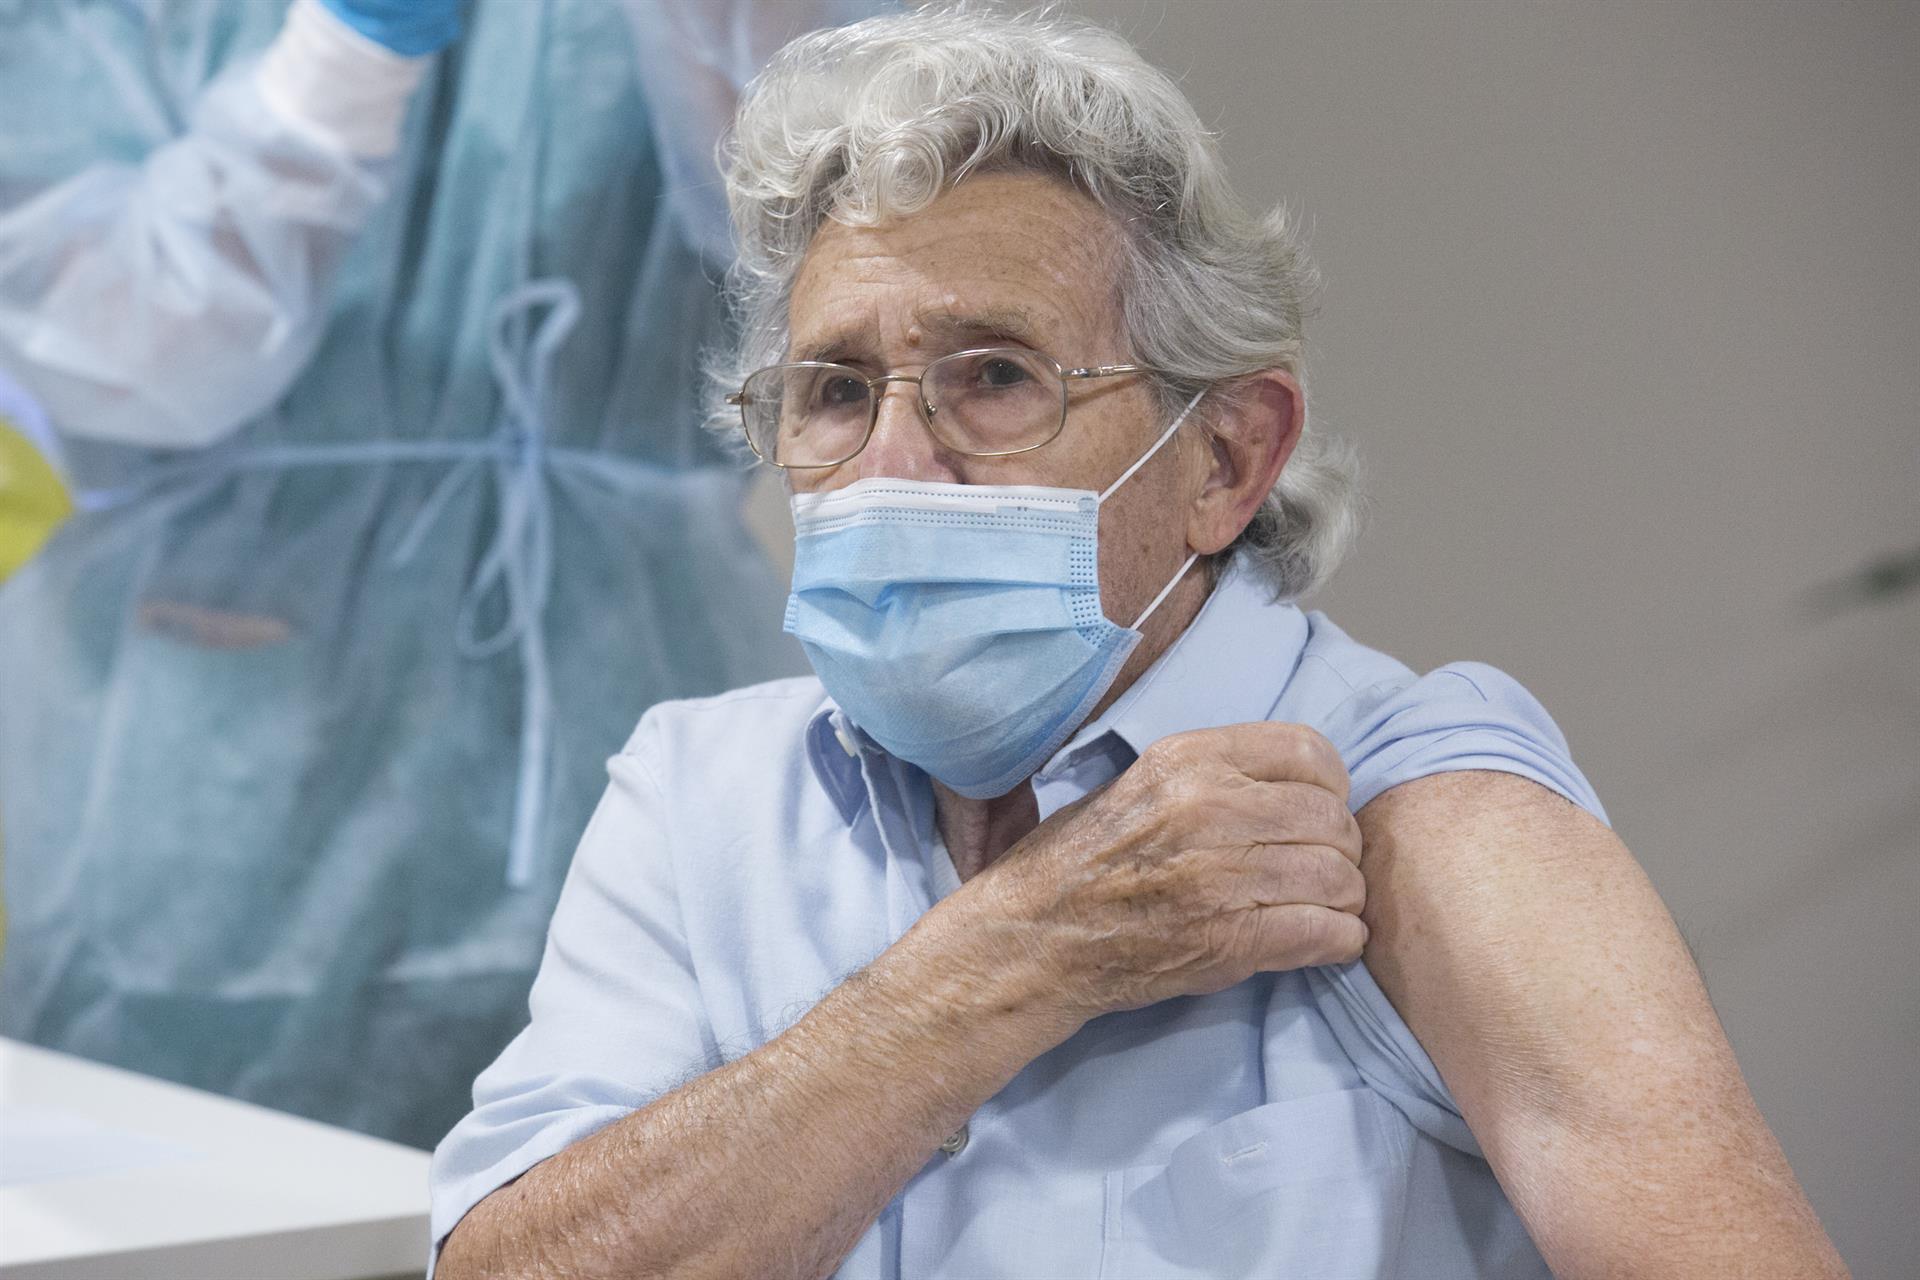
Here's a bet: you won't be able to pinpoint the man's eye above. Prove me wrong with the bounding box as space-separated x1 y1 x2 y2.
817 377 869 409
977 357 1031 388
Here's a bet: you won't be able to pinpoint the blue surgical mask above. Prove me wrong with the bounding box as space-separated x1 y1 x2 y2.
784 391 1205 798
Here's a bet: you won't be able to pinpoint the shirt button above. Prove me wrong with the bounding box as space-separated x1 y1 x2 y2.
832 725 859 757
939 1123 969 1157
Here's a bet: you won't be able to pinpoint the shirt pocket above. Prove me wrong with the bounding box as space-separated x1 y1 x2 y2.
1097 1088 1415 1280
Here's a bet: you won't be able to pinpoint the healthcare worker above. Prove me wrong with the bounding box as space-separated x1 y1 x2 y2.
0 0 883 1149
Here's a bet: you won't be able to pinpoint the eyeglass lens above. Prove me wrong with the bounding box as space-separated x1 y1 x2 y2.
742 349 1064 467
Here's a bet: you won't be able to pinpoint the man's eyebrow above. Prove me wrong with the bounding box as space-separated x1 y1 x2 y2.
783 326 867 364
788 306 1049 365
915 305 1047 349
789 323 874 366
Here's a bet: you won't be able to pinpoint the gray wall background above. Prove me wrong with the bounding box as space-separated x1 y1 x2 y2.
746 1 1917 1271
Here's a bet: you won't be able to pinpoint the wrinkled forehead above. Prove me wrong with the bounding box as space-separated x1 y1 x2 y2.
786 172 1131 363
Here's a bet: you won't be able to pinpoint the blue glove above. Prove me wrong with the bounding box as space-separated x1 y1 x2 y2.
318 0 464 57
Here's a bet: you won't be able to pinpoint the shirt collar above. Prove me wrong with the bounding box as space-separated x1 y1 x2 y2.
804 703 872 825
802 556 1311 825
1066 556 1310 763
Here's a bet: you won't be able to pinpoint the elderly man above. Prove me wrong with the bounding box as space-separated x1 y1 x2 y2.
430 8 1847 1278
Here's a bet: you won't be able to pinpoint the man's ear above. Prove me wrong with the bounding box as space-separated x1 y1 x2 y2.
1185 369 1303 555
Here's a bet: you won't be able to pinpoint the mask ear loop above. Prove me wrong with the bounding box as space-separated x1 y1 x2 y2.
1128 549 1200 630
1098 388 1207 503
1098 388 1208 631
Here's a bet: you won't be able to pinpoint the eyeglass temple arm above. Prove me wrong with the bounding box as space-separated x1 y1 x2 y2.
1062 363 1148 380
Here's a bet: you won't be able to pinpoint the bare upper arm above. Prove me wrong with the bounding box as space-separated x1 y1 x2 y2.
1354 769 1846 1279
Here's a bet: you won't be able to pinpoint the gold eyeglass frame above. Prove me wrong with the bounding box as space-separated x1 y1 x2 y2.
726 346 1151 470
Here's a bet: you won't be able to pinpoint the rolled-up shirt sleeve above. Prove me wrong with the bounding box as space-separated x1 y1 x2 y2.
1304 658 1610 1158
1332 661 1609 826
427 715 716 1271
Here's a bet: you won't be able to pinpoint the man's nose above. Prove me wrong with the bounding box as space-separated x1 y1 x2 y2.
856 380 961 483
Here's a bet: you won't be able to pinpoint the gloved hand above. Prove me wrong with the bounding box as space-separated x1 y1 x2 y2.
318 0 465 57
0 414 71 582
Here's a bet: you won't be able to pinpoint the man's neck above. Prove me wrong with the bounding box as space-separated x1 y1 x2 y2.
930 562 1216 882
931 778 1041 883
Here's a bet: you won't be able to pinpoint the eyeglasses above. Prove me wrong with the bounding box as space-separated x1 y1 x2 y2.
726 347 1150 469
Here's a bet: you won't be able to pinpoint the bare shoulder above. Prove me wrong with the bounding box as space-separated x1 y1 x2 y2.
1352 766 1685 1125
1354 768 1632 986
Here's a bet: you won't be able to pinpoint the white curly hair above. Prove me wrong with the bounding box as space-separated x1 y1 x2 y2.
709 2 1366 600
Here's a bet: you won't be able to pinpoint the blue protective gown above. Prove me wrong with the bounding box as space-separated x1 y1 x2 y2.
0 0 881 1149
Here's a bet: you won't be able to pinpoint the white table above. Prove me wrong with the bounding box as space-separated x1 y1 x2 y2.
0 1038 431 1280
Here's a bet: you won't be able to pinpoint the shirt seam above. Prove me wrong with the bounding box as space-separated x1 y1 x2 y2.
1434 664 1494 702
1297 649 1366 697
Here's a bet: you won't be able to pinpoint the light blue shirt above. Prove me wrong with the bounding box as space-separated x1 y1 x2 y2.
429 561 1609 1277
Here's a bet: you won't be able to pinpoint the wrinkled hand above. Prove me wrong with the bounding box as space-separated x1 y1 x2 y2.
319 0 465 56
961 723 1367 1027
